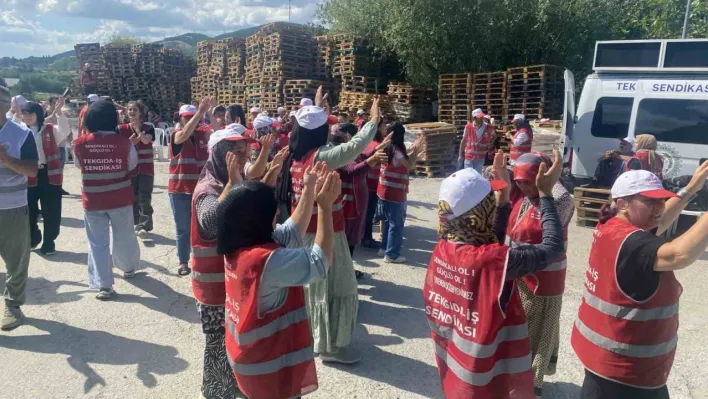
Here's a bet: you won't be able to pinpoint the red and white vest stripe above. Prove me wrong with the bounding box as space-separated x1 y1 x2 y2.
364 140 380 192
506 199 568 297
341 173 359 219
73 133 134 211
571 217 682 389
510 128 533 161
225 243 318 399
464 122 495 161
377 154 408 204
424 240 534 398
168 127 209 194
118 123 155 176
290 149 345 233
28 124 63 187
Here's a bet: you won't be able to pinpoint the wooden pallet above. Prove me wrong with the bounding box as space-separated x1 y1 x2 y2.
574 187 611 227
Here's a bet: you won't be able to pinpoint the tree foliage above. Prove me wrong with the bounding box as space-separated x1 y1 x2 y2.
318 0 707 86
108 35 144 46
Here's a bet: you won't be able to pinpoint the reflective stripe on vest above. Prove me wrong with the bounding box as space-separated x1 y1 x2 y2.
82 180 132 193
379 180 406 189
382 170 409 180
228 340 314 376
170 158 207 166
82 171 128 180
428 321 528 358
229 307 308 346
582 289 679 321
434 344 532 386
47 169 63 176
46 154 62 162
138 159 153 164
192 270 225 283
193 246 219 257
137 149 153 155
574 318 677 358
170 174 201 180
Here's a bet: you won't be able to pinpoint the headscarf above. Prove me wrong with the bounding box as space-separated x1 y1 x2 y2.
84 100 118 133
438 192 498 246
216 180 277 255
635 134 659 173
204 138 247 185
513 151 551 181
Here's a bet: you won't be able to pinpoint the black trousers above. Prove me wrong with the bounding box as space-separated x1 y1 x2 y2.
132 174 154 231
28 167 62 251
363 190 378 242
580 369 670 399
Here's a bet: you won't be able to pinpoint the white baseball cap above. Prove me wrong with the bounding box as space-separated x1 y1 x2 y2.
179 104 197 117
253 113 276 130
511 114 525 122
439 168 508 219
357 109 365 116
208 123 255 151
299 98 313 108
472 108 486 119
249 107 261 114
621 137 635 146
295 106 327 130
611 170 677 199
87 94 99 103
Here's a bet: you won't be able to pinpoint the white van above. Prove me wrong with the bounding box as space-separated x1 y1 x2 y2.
562 39 708 185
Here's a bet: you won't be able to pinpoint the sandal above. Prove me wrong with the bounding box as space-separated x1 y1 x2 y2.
177 264 191 276
355 270 365 279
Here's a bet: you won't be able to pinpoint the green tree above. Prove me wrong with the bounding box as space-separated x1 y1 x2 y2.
107 35 144 46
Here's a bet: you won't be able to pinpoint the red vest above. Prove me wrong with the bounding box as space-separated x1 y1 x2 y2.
290 149 345 233
377 152 408 203
631 150 664 180
506 199 568 296
424 240 534 398
168 127 209 194
510 128 533 161
225 243 318 399
464 122 495 161
73 133 134 211
28 124 63 188
79 106 89 136
571 217 682 389
365 140 380 192
118 123 155 176
341 173 359 219
190 173 227 306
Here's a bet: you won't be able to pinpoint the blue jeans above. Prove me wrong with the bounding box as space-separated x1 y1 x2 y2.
380 199 405 259
464 159 485 174
169 193 192 265
59 147 67 167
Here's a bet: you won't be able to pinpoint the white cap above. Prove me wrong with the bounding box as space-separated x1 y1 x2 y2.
277 107 286 113
357 109 365 116
300 98 313 107
512 114 525 122
483 114 491 120
295 106 327 130
621 137 635 146
87 94 99 103
11 95 27 108
84 63 90 67
471 108 486 119
611 170 677 200
253 113 275 130
439 168 508 219
179 104 197 116
208 123 254 151
249 107 261 114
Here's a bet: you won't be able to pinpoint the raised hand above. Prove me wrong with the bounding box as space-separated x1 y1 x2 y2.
226 151 242 185
375 132 393 151
686 160 708 195
271 147 289 168
316 171 342 208
315 86 329 108
536 148 562 197
198 97 211 114
259 133 276 150
370 97 381 124
491 150 510 187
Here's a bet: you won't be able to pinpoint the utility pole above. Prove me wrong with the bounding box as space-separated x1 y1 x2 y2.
682 0 692 39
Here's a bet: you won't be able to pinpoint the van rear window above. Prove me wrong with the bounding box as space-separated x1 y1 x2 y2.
591 97 634 139
635 99 708 145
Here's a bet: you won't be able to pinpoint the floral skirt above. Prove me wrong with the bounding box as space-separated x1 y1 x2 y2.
197 303 243 399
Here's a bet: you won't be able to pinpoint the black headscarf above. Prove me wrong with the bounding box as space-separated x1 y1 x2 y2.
217 180 277 255
276 118 329 208
85 100 118 133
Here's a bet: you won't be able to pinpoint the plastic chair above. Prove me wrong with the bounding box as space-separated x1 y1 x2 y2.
153 128 167 161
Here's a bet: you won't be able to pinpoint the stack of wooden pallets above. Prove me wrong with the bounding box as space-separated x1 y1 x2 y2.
505 64 564 120
388 82 434 123
315 36 335 80
437 73 471 142
338 92 395 121
404 122 458 177
75 43 107 94
283 79 328 109
471 72 506 120
573 186 611 227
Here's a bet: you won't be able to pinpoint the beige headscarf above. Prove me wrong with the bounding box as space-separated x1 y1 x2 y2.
634 134 659 173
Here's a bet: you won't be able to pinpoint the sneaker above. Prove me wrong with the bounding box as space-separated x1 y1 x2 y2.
123 270 137 279
384 256 407 264
1 306 24 331
96 288 116 301
61 189 70 196
320 347 361 364
137 229 149 239
377 249 385 257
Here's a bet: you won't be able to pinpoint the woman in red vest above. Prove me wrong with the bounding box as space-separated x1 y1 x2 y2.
630 134 664 179
361 119 388 250
118 100 154 239
507 152 575 397
216 166 339 399
425 149 565 399
572 163 708 399
377 122 410 263
21 100 71 256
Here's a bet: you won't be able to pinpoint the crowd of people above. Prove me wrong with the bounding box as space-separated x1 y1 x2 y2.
2 83 708 399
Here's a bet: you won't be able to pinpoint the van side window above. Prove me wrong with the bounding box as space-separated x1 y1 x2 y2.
635 99 708 145
591 97 634 139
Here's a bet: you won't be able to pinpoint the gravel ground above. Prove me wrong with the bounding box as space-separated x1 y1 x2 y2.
1 162 707 399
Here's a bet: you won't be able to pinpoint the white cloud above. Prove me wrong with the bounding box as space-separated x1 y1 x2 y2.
1 0 321 57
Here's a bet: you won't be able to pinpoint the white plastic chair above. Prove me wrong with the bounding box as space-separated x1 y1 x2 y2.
153 128 168 161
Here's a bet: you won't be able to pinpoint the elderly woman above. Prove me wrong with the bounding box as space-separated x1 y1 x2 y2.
572 162 708 399
245 113 278 180
631 134 664 179
424 150 565 398
506 152 575 397
277 88 380 364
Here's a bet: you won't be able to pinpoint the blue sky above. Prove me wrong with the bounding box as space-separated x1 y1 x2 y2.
1 0 319 58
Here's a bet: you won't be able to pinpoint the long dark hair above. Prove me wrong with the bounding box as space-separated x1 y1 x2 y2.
23 102 45 130
226 105 246 125
385 122 408 164
374 118 385 142
217 181 277 255
128 100 148 123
